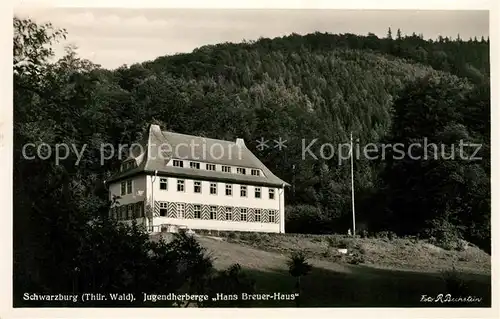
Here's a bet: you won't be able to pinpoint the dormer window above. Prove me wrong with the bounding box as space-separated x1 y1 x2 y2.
173 160 184 167
222 166 231 173
236 167 246 175
190 162 200 169
121 160 135 172
251 169 260 176
121 180 133 195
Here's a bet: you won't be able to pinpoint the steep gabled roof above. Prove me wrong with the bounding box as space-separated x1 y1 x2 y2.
106 124 289 187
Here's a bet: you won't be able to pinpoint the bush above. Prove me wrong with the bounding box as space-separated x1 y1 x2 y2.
404 235 419 244
338 239 350 249
259 233 271 242
360 229 369 238
287 251 313 279
374 230 397 240
330 254 343 263
441 267 469 295
285 205 330 234
239 232 259 243
326 236 340 247
312 236 323 243
226 231 238 241
457 239 468 251
425 219 463 250
347 252 365 265
198 263 256 307
354 244 366 255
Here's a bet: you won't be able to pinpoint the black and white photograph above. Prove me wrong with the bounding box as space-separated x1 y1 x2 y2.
5 1 496 314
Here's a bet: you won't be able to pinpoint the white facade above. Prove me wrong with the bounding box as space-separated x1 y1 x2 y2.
109 173 285 233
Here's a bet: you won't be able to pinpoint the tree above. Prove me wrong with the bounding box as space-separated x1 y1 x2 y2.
13 16 491 302
13 17 67 77
387 27 393 40
380 74 490 252
287 251 312 305
13 16 256 305
203 264 256 307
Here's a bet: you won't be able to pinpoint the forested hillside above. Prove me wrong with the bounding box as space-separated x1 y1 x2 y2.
13 18 490 299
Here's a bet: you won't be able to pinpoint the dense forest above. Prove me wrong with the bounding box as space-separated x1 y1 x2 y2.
13 17 490 303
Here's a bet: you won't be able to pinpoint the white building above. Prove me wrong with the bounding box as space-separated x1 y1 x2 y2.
106 124 289 233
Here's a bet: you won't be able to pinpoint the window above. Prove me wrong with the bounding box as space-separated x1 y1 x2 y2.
159 178 168 190
159 202 168 217
222 165 231 173
121 161 134 171
177 203 185 218
206 164 216 171
255 209 261 222
225 207 232 221
127 205 133 219
237 167 246 175
240 208 247 221
135 203 144 218
210 182 217 195
225 184 232 196
210 206 217 220
121 180 133 195
251 169 260 176
194 205 201 219
240 185 247 197
173 160 184 167
177 179 185 192
121 206 127 220
190 162 200 169
194 181 202 193
269 188 275 200
255 187 261 199
269 211 275 223
131 204 137 219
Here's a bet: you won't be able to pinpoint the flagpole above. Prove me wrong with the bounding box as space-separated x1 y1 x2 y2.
350 132 356 237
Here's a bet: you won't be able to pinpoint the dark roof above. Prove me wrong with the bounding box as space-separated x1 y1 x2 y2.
106 124 289 187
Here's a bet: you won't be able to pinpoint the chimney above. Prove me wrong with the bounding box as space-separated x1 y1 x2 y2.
149 124 162 134
236 138 245 147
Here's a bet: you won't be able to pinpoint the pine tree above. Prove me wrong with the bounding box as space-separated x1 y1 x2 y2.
387 27 393 40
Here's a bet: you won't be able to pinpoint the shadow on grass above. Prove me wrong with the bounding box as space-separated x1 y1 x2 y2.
14 264 490 308
237 264 491 307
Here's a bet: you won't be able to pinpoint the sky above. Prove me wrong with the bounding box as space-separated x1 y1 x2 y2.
13 8 489 70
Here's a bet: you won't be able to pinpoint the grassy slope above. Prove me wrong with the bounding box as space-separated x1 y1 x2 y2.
192 233 491 307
